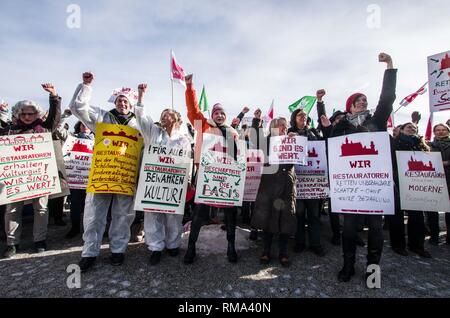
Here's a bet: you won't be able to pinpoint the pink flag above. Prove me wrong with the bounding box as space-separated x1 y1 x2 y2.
400 82 428 107
171 50 186 87
387 115 394 129
268 99 274 120
425 113 433 141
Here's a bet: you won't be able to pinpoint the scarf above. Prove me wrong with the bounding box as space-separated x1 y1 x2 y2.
109 109 135 126
399 133 421 147
346 110 371 128
13 119 46 134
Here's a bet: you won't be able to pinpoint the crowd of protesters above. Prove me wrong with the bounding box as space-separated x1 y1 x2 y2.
1 52 449 285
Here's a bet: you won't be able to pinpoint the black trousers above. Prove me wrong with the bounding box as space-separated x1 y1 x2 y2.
262 231 289 257
342 214 383 266
388 187 426 250
188 204 237 245
0 205 5 241
389 209 426 250
241 201 255 225
69 189 86 229
426 212 450 242
327 198 341 238
48 196 65 222
296 199 321 247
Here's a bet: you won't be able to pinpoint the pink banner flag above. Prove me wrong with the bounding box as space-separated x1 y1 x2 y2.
171 50 186 87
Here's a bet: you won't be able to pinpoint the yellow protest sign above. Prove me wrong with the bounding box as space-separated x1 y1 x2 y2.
87 123 143 196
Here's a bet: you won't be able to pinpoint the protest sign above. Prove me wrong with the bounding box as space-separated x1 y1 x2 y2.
243 149 264 202
0 133 61 204
295 140 329 199
195 134 247 206
328 132 394 215
134 144 191 215
87 123 143 196
396 151 450 212
62 135 94 189
428 50 450 112
269 135 307 165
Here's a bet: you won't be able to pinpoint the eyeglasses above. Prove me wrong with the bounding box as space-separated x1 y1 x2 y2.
20 112 37 117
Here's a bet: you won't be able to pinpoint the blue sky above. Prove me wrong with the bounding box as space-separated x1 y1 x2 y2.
1 0 449 134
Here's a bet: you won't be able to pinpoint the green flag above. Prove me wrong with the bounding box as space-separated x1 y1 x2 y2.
288 96 316 114
199 85 209 112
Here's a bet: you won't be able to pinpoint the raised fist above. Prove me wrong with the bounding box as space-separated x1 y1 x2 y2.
242 106 250 114
138 84 148 94
316 89 326 101
185 74 193 85
83 72 94 85
231 118 241 127
378 53 392 64
41 83 57 97
411 111 421 124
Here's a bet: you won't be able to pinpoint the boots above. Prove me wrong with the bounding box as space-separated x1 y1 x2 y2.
227 242 238 263
184 242 196 264
338 263 355 282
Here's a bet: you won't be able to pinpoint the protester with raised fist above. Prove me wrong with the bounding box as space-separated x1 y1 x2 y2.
2 83 61 258
183 74 241 264
320 53 397 283
288 89 325 257
135 84 191 265
69 72 139 271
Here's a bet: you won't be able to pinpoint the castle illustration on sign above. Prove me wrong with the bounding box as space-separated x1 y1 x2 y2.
308 147 318 157
408 157 435 172
71 140 94 153
0 135 45 145
341 138 378 157
102 130 138 142
209 141 241 156
247 152 262 163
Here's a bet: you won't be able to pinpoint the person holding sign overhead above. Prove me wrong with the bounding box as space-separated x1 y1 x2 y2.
320 53 397 283
134 84 191 265
69 72 139 271
183 74 241 265
2 83 61 258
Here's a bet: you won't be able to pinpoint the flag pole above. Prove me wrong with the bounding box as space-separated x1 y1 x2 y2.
393 104 404 114
171 79 174 109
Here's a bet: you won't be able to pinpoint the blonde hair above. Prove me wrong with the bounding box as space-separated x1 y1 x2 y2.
160 109 182 128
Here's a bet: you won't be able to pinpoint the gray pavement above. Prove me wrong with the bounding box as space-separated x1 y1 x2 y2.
1 213 449 298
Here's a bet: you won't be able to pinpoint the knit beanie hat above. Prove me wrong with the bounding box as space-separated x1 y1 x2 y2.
211 103 226 117
346 93 366 113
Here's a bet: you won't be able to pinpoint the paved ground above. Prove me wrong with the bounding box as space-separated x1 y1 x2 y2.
0 212 449 298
